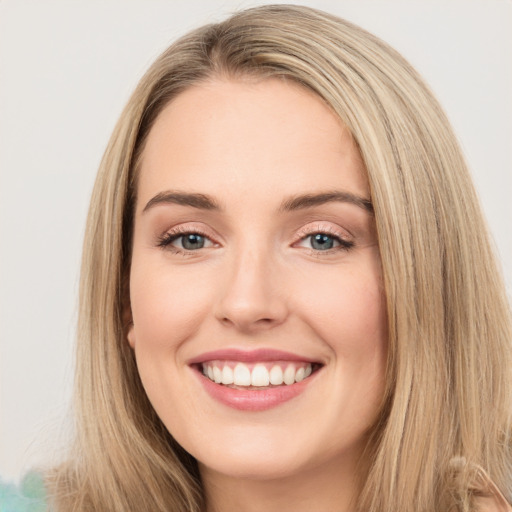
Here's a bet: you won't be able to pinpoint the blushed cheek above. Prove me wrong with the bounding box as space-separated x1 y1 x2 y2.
304 273 386 353
353 284 388 366
129 262 216 354
131 283 168 348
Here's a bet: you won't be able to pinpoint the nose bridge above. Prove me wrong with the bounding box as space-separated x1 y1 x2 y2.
216 236 287 331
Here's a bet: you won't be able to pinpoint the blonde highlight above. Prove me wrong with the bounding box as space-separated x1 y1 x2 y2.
48 5 512 511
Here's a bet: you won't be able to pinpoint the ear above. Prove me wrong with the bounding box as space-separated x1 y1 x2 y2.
121 273 136 349
123 302 135 349
126 320 136 349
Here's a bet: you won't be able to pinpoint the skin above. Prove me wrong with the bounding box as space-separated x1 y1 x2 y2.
127 78 388 512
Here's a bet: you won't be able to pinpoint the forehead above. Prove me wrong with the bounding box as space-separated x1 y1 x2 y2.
137 78 369 211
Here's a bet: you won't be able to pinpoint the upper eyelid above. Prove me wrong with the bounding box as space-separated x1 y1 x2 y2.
161 223 219 240
164 225 348 236
294 222 352 240
159 218 354 235
158 221 352 244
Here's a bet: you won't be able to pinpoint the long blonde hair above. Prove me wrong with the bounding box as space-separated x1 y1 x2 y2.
49 5 512 511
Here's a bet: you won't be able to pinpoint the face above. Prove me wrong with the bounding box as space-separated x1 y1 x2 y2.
127 78 387 483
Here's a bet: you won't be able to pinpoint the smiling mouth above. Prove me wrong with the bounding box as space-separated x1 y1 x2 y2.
198 360 321 389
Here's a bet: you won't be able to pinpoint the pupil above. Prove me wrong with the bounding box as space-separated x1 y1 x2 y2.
311 233 334 250
183 234 205 250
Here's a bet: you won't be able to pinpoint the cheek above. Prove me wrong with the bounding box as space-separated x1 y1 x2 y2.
128 256 215 350
297 264 387 356
127 258 213 427
294 257 388 416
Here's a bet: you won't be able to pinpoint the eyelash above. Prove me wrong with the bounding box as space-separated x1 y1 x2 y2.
157 226 215 254
157 225 354 255
294 225 354 255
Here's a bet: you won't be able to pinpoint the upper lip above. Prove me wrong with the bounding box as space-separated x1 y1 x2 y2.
188 348 322 365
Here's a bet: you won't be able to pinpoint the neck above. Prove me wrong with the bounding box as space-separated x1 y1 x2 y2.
200 452 365 512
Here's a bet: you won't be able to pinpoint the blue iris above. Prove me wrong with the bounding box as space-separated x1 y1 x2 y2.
310 233 335 250
182 234 205 250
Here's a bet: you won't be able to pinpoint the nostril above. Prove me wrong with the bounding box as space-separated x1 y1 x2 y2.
220 315 279 328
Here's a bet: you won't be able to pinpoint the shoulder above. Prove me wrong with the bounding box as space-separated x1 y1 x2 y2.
471 466 512 512
474 495 512 512
0 472 47 512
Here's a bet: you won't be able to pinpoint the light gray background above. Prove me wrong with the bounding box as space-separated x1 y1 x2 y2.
1 0 511 483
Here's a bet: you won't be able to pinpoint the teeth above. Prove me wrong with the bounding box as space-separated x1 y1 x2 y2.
221 366 234 385
202 361 314 387
213 366 222 384
269 365 284 385
283 365 295 385
233 363 251 386
251 364 270 386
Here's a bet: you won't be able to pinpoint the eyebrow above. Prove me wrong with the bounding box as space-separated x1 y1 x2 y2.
142 189 373 214
279 191 373 213
142 191 221 213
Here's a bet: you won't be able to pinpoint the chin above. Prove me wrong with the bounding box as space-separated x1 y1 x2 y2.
197 449 313 482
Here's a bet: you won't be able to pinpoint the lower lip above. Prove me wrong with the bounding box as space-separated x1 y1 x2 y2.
194 368 318 411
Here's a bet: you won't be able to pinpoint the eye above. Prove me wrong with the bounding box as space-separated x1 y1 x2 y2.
175 233 208 250
296 231 354 252
308 233 339 250
157 230 216 252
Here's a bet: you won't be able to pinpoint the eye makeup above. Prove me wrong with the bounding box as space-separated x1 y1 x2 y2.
156 221 355 257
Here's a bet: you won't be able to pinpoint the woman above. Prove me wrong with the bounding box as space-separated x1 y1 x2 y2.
43 4 511 511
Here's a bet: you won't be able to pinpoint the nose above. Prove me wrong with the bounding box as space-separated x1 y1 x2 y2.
214 247 289 333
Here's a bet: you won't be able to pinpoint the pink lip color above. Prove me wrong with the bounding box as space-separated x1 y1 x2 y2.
195 370 315 411
188 348 319 365
189 348 321 412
